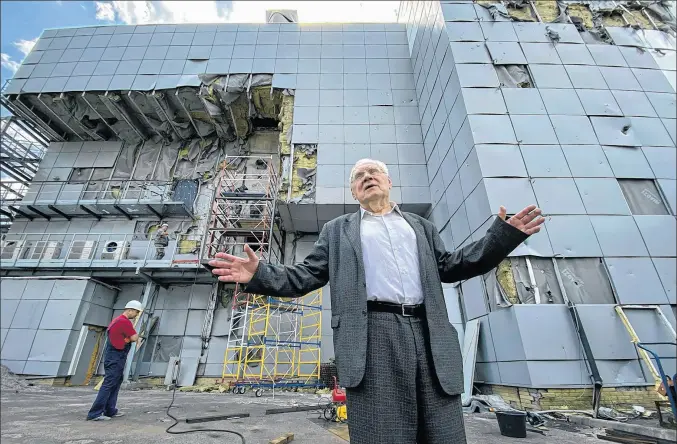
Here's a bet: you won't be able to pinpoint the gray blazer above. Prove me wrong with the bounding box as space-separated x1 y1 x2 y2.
245 211 528 395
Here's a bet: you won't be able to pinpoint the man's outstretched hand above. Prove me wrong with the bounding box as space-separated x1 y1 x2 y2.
499 205 544 235
208 244 260 283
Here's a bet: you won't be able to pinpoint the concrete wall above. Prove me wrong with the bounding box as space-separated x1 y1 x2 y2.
1 278 116 376
399 0 676 388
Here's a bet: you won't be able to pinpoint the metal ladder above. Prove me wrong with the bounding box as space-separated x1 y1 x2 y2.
614 305 676 384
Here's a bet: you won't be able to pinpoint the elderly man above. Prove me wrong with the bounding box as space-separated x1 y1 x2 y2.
209 159 543 443
87 300 144 421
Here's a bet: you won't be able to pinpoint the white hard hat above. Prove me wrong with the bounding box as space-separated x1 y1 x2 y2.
161 223 169 227
125 300 144 311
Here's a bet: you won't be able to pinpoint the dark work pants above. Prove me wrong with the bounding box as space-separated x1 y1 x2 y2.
345 311 467 444
87 342 130 420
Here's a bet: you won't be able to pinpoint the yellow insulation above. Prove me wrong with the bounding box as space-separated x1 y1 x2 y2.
251 86 282 120
507 3 535 21
533 0 560 22
290 150 317 199
278 94 294 156
497 259 520 304
566 4 594 28
229 93 250 138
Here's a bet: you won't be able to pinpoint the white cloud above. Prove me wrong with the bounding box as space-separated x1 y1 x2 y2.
1 53 21 73
93 1 399 25
13 38 38 56
95 1 116 21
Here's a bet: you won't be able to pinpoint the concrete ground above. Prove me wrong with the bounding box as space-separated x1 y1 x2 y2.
1 386 606 443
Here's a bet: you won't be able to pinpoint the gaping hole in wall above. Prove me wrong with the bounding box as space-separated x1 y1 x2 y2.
555 258 617 304
495 65 535 88
618 179 671 215
487 256 618 306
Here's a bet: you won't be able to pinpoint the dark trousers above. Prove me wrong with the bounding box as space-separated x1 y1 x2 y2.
87 343 129 419
345 311 467 444
155 245 166 260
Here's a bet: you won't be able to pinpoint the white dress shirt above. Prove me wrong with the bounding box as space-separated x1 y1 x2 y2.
360 203 424 305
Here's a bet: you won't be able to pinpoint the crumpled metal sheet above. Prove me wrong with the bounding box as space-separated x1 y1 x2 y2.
174 138 222 181
561 0 676 32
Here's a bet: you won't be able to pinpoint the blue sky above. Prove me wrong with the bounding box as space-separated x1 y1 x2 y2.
1 1 399 85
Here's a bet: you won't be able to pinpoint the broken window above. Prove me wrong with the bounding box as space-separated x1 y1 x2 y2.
618 179 670 215
151 336 183 363
555 258 617 304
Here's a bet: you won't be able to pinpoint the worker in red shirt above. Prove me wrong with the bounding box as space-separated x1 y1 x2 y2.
86 300 144 421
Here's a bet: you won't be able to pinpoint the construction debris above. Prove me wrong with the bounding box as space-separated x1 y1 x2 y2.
0 365 48 393
269 433 294 444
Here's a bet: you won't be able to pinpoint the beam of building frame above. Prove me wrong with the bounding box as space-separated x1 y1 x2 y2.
100 92 147 141
145 204 162 219
174 89 204 141
150 90 186 141
79 204 102 220
125 91 166 142
8 205 34 220
48 204 72 220
26 205 51 220
35 93 86 141
1 96 66 141
80 92 121 139
113 204 133 220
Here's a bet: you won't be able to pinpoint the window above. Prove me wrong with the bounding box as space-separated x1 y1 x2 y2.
618 179 670 215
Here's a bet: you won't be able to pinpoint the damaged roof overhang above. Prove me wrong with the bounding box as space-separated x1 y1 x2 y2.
0 73 283 146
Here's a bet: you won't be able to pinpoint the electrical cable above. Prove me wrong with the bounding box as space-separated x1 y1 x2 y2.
164 361 246 443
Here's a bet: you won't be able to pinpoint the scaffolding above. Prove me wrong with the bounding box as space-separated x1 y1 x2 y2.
202 155 321 393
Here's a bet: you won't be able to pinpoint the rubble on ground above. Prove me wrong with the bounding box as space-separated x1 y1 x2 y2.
0 365 48 393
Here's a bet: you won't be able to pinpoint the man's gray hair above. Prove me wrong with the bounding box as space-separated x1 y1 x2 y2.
349 158 389 184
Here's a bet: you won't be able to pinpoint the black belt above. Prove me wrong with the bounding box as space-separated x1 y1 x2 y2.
367 300 425 318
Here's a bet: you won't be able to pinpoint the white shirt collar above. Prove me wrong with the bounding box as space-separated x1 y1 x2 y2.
360 201 402 219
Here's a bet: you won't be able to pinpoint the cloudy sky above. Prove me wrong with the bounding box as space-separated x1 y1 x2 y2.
0 1 400 85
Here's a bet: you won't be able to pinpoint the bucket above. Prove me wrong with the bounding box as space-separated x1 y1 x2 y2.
495 411 527 438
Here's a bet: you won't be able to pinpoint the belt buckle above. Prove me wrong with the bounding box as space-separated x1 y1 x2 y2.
401 304 415 317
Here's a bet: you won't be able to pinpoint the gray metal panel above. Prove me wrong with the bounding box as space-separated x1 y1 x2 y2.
50 279 88 300
10 300 48 330
532 178 586 215
475 144 527 178
527 361 590 387
634 215 677 257
631 116 675 147
549 115 599 144
184 310 204 336
475 362 501 384
501 88 546 115
567 305 638 360
530 64 574 89
511 115 558 144
483 178 536 214
601 145 654 178
467 115 516 144
497 361 531 386
460 276 487 321
489 308 525 362
39 299 81 330
632 68 674 93
27 329 73 362
652 258 676 304
575 178 631 215
626 308 676 358
520 145 571 178
643 147 676 180
2 329 37 361
587 44 628 67
455 64 500 88
596 360 650 386
605 257 669 304
546 215 602 257
646 93 677 119
480 21 518 42
514 305 582 360
599 66 642 91
23 280 56 300
464 181 492 234
590 215 648 257
564 65 608 89
0 299 19 329
540 89 585 115
521 42 561 64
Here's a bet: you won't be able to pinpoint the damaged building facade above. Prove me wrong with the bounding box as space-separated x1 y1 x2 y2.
0 0 675 407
